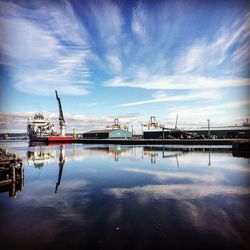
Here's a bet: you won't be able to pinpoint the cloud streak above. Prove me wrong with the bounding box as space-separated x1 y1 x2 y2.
102 6 250 94
1 1 249 96
175 12 250 74
168 100 250 118
104 75 250 90
0 0 91 96
116 90 221 107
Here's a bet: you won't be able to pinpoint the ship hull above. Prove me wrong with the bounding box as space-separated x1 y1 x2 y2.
30 136 73 142
48 136 73 142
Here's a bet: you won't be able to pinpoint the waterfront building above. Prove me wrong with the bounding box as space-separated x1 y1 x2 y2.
82 129 132 139
143 126 250 139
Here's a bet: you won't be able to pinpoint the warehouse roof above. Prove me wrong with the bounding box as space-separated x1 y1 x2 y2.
84 128 132 134
84 129 114 134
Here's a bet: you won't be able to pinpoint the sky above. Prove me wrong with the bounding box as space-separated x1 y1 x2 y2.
0 0 249 133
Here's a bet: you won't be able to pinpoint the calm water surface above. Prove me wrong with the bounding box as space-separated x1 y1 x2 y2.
0 141 250 250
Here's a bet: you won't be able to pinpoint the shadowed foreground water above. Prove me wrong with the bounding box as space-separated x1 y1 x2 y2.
0 141 250 250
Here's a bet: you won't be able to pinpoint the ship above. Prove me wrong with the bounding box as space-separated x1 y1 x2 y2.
27 90 73 142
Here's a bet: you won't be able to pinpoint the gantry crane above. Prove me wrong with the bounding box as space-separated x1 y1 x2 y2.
143 116 164 129
106 118 128 130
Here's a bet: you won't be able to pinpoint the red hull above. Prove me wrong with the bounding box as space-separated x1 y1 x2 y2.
48 136 73 142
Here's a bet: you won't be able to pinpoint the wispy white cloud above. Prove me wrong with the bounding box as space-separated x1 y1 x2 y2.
79 102 99 108
131 1 147 39
104 10 250 93
0 17 60 61
89 0 124 47
106 53 122 72
168 100 250 118
116 90 221 107
175 12 250 74
0 0 91 96
105 75 250 90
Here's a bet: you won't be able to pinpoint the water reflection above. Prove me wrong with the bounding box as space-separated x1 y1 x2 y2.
26 144 232 169
81 145 233 168
1 142 249 250
27 144 66 193
27 150 56 167
55 145 65 193
25 144 247 196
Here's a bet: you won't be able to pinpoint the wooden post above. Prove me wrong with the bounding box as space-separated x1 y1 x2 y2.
12 165 16 183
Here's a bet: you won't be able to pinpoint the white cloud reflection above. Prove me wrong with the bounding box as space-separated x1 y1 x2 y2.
106 184 250 200
122 167 224 183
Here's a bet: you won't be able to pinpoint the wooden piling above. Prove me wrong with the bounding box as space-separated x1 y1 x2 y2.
0 148 23 197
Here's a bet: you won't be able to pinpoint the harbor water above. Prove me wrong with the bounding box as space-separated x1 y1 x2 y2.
0 141 250 250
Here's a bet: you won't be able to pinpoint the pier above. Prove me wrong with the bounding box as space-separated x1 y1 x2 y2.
0 148 23 197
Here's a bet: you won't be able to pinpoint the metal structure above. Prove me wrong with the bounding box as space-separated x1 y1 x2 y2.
27 113 55 140
144 116 164 129
243 118 250 127
55 90 66 136
207 119 211 138
147 116 158 129
175 114 178 130
106 118 128 130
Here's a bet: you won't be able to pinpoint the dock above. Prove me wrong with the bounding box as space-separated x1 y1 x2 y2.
0 148 24 197
73 138 250 146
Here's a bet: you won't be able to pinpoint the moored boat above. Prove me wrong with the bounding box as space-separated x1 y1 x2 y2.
27 91 73 142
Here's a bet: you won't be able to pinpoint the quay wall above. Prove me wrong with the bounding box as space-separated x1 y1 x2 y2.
73 138 250 146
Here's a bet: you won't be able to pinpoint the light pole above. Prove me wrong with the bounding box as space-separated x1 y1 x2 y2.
207 119 210 138
141 123 144 137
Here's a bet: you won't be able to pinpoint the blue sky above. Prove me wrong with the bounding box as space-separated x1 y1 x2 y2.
0 0 249 133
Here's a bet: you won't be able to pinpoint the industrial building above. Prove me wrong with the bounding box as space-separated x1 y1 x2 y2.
187 127 250 138
82 129 132 139
143 126 250 139
144 130 189 139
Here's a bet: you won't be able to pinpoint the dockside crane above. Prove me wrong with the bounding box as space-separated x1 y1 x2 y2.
55 90 66 136
106 118 128 130
143 116 164 129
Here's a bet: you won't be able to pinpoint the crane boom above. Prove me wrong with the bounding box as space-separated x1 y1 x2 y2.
55 90 65 123
55 90 66 136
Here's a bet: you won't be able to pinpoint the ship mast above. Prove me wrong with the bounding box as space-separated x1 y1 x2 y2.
55 90 66 136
